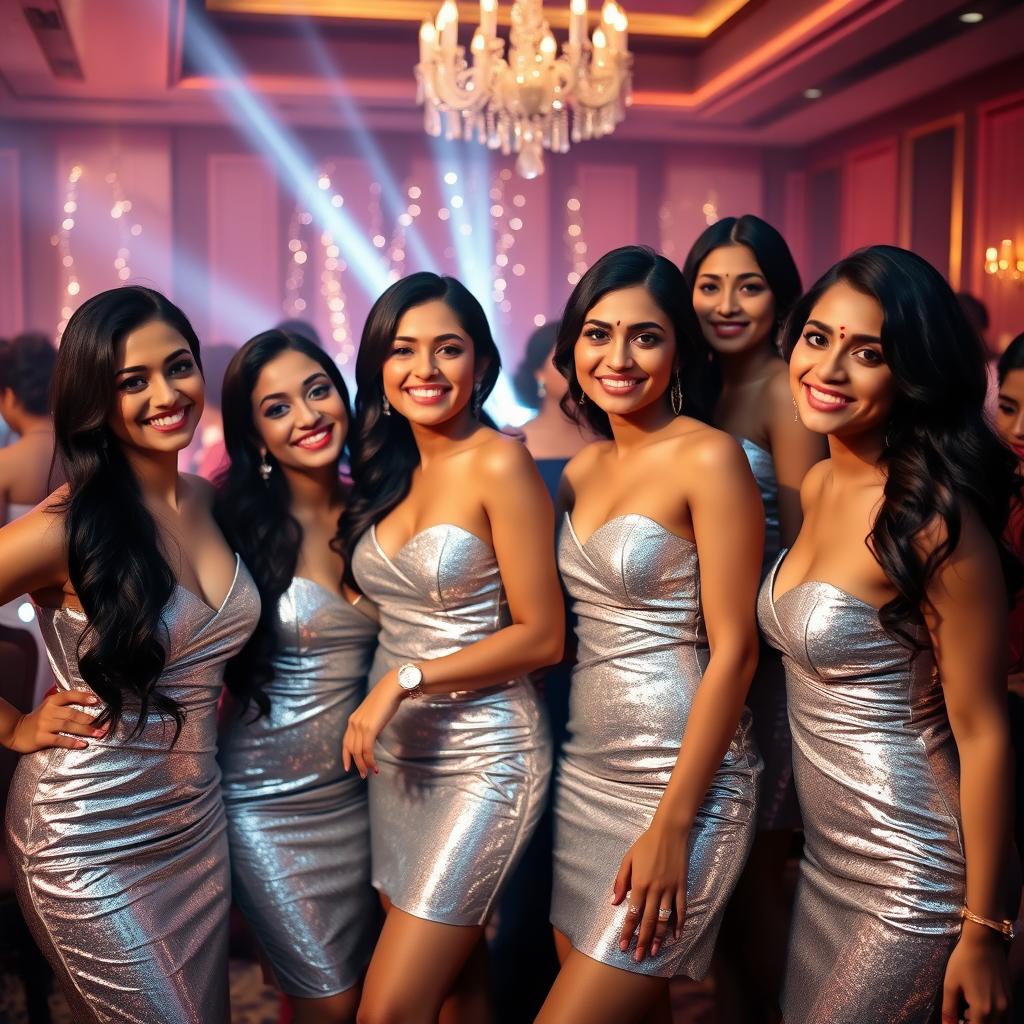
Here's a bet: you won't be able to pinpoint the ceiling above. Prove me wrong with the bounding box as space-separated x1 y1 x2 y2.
0 0 1021 144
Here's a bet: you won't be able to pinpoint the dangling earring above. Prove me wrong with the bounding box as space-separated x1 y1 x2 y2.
258 451 272 484
537 377 547 399
670 371 683 417
792 398 799 422
382 393 391 417
577 389 586 406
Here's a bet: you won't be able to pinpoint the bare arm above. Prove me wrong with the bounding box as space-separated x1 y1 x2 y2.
927 510 1014 1022
0 492 103 751
417 438 564 691
764 370 828 547
614 431 764 960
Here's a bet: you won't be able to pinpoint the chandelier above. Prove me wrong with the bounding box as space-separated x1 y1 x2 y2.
416 0 632 179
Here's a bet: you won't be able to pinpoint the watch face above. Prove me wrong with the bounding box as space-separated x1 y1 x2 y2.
398 664 422 690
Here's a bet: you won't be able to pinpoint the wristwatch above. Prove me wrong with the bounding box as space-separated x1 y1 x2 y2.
397 663 424 698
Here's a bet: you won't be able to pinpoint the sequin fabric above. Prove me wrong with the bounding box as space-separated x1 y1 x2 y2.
758 553 964 1023
741 438 799 831
219 576 381 997
5 557 259 1023
552 514 761 979
351 524 551 926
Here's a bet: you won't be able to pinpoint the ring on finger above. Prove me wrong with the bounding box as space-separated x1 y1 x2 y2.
627 904 640 916
657 907 672 921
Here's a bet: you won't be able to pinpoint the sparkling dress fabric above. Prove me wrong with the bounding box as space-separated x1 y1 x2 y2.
5 557 259 1024
740 438 799 831
758 553 964 1024
351 524 551 926
553 514 761 979
219 577 380 998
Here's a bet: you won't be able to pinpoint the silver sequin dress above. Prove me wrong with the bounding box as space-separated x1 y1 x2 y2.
351 524 551 926
219 577 380 997
741 438 799 831
552 514 762 978
758 553 964 1023
5 556 259 1023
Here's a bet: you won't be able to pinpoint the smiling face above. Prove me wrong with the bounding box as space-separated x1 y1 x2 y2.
789 280 893 443
691 244 777 356
573 285 676 418
382 299 480 427
995 368 1024 464
108 320 204 454
251 348 348 473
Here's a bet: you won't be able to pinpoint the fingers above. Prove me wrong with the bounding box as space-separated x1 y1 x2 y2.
618 884 644 951
51 690 99 707
674 887 687 940
650 899 673 957
54 710 107 738
634 892 662 961
611 853 632 906
941 984 962 1024
50 733 89 750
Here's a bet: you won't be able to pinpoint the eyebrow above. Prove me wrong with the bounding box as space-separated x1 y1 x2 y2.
258 371 330 407
805 319 881 344
584 318 665 332
115 348 191 376
393 333 466 344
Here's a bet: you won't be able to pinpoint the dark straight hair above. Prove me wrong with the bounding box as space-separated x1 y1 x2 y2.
53 285 204 742
682 214 803 334
998 332 1024 384
215 330 352 716
552 245 713 438
339 272 501 570
781 245 1019 645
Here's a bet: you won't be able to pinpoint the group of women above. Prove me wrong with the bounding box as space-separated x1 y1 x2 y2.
0 214 1019 1024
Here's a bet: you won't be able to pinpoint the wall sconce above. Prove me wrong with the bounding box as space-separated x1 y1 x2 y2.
984 238 1024 282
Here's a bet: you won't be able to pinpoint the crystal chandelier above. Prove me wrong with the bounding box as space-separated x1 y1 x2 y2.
416 0 632 179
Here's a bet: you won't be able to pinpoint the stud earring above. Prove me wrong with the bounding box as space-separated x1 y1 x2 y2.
382 393 391 417
258 452 272 484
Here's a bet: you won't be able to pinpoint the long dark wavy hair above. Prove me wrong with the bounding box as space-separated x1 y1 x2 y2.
781 245 1020 646
214 330 352 716
552 245 713 439
52 286 204 741
339 272 501 570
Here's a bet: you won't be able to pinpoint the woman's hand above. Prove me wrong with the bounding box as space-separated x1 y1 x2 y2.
1 690 106 753
941 924 1011 1023
342 672 404 779
612 817 690 962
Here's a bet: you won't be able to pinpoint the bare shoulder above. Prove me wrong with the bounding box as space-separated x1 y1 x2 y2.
1 486 68 554
562 437 611 485
799 458 831 508
914 498 992 563
671 418 748 474
471 429 541 482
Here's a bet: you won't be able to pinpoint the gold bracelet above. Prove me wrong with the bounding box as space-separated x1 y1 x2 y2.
961 905 1016 942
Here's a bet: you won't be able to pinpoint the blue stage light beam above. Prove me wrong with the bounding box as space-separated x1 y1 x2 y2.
293 18 435 273
183 13 390 298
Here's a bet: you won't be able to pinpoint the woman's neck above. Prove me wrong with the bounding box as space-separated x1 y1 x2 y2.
826 429 886 486
122 445 183 510
410 410 480 467
283 461 343 516
718 341 779 390
608 400 676 456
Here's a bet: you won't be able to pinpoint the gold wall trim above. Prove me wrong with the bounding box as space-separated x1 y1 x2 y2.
205 0 749 39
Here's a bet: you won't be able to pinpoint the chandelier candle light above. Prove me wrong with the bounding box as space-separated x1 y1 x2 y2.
416 0 631 178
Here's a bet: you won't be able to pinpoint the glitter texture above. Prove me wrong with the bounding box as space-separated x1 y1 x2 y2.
219 576 381 997
6 556 259 1022
552 514 761 979
351 524 551 926
758 552 964 1023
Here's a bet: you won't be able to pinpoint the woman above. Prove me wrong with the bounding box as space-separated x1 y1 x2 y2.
1 286 258 1022
684 214 825 1019
338 272 563 1023
537 245 764 1023
512 319 592 495
759 246 1016 1023
215 330 380 1024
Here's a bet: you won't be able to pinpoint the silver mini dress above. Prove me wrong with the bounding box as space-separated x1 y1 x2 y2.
5 557 259 1023
758 553 964 1023
351 524 551 926
741 438 799 831
552 514 761 979
219 576 380 998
